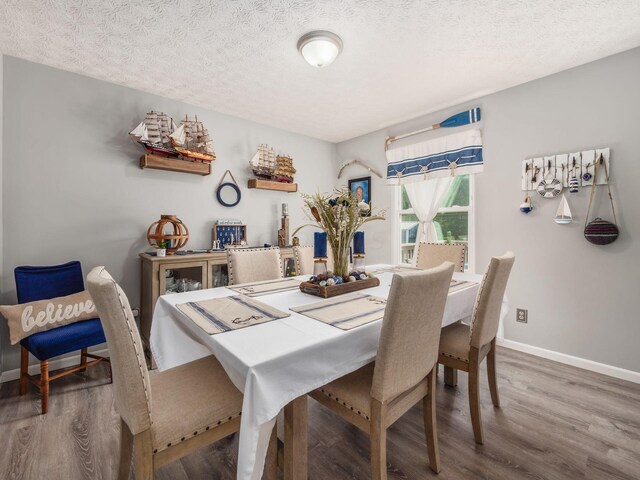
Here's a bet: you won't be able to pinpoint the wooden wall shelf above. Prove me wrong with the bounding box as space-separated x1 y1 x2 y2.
140 154 211 176
247 179 298 192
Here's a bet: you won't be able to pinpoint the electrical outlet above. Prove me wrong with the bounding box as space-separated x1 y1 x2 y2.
516 308 528 323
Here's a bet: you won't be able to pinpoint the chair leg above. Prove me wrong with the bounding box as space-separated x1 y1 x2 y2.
118 418 133 480
423 367 441 473
79 347 88 373
133 430 154 480
370 400 388 480
487 339 500 407
19 347 29 395
468 347 483 444
40 360 49 415
444 365 458 387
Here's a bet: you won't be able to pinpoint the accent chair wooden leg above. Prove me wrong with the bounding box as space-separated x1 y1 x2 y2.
444 366 458 387
487 339 500 407
423 368 440 473
79 347 88 373
284 395 307 480
133 430 154 480
370 399 388 480
468 347 483 444
40 360 49 414
19 347 29 395
264 422 278 480
118 418 133 480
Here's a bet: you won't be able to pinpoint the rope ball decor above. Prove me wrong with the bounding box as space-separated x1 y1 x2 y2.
146 215 189 255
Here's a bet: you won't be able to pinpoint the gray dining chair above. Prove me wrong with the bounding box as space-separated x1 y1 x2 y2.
227 247 283 285
309 262 455 479
87 266 276 479
438 252 515 444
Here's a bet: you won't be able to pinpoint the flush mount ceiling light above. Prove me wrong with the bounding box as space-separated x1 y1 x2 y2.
297 30 343 68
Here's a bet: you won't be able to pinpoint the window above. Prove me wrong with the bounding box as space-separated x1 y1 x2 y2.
397 175 474 269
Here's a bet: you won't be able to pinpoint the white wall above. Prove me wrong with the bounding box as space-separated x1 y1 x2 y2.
1 56 336 372
336 48 640 373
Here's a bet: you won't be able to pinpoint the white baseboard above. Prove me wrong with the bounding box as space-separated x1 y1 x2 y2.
497 338 640 384
0 347 109 383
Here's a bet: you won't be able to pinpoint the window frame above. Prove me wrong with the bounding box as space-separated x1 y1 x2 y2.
391 175 476 273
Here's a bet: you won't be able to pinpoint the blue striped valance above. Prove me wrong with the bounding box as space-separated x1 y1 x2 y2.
386 129 483 185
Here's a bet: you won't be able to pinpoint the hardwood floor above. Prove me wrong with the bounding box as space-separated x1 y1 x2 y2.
1 347 638 479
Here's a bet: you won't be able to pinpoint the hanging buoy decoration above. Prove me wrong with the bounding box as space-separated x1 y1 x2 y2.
520 195 533 214
568 175 579 193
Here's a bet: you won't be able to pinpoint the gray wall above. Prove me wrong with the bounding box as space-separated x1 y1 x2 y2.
1 56 336 372
336 47 640 372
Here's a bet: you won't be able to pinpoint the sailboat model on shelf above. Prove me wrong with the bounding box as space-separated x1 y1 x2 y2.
250 144 277 179
169 115 216 163
274 155 296 183
129 111 179 157
554 194 573 224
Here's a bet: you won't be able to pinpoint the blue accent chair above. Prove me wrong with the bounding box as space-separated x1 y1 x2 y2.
15 261 110 414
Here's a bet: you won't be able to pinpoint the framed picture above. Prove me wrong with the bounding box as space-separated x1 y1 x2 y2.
348 176 372 216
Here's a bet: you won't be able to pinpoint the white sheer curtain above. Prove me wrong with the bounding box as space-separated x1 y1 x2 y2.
404 177 453 263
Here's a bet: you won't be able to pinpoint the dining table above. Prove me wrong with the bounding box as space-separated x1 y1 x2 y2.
150 265 509 480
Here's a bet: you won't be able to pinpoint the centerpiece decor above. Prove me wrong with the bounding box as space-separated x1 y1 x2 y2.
147 215 189 255
294 188 385 297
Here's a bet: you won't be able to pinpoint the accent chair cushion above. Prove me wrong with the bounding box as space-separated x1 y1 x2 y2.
439 321 471 363
19 318 106 361
1 290 98 345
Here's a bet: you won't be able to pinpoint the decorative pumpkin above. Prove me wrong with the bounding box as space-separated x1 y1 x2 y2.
147 215 189 255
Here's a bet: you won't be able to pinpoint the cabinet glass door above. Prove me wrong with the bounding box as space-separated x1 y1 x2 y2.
160 262 207 294
211 263 229 288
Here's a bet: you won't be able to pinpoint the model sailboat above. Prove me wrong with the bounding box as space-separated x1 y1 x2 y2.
129 111 179 157
249 145 296 183
554 194 573 224
169 115 216 163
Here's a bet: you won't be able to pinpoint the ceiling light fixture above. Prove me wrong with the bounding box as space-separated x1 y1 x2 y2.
297 30 343 68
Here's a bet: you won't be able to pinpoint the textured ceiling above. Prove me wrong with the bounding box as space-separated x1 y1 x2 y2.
1 1 640 142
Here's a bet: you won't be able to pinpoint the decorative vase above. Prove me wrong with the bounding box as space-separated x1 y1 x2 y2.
147 215 189 255
330 237 354 278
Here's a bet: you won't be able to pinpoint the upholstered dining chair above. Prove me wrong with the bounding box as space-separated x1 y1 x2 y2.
310 262 455 479
227 247 283 285
292 245 335 276
415 242 467 272
15 261 110 414
87 266 277 480
438 252 515 445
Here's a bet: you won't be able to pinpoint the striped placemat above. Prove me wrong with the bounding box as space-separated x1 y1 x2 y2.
176 295 290 335
371 266 421 275
291 293 387 331
228 278 303 297
448 279 478 293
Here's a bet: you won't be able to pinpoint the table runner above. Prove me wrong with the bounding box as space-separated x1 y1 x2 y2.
176 295 290 334
291 293 387 330
150 267 508 480
227 277 302 297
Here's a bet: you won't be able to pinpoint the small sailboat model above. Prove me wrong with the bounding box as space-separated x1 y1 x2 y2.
250 144 277 179
554 194 573 224
129 111 179 157
169 115 216 163
274 155 296 183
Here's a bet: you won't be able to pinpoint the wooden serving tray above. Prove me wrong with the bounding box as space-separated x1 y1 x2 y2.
299 277 380 298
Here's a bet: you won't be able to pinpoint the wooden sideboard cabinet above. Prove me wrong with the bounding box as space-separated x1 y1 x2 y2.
139 247 296 347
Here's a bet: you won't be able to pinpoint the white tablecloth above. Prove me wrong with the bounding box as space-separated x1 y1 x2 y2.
150 266 508 480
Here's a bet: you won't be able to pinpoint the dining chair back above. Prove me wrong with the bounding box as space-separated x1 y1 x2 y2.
415 242 466 272
227 247 283 285
87 266 153 436
15 261 109 414
372 262 455 403
470 252 516 348
292 246 314 275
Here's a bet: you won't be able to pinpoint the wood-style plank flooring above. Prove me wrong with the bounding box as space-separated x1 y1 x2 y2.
1 347 639 479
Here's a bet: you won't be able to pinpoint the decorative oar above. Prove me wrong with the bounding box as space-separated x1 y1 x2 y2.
385 107 481 150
